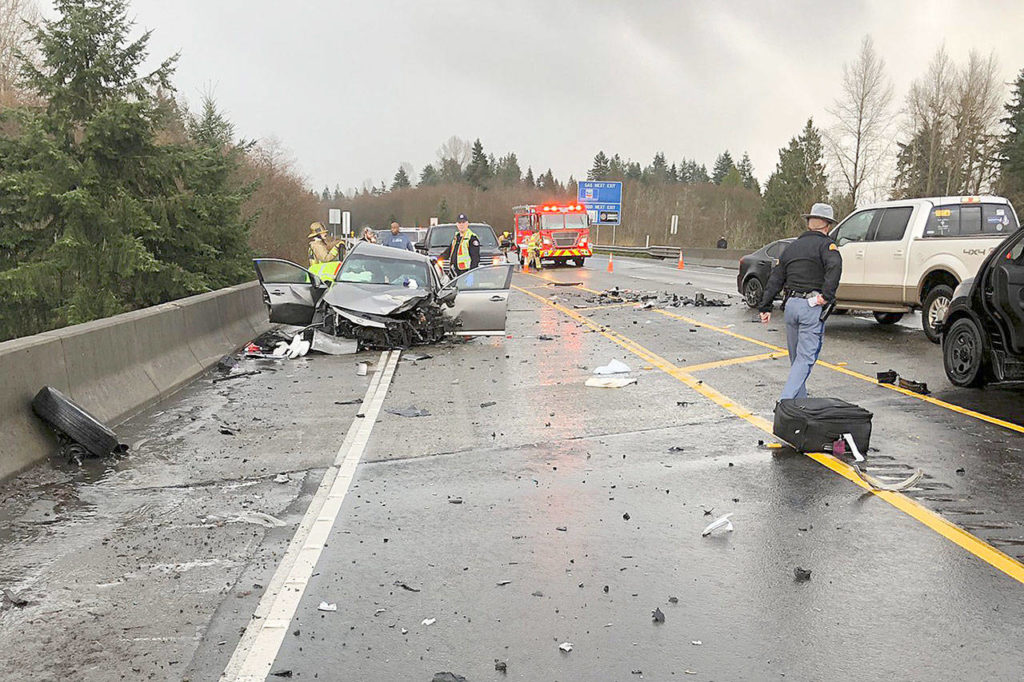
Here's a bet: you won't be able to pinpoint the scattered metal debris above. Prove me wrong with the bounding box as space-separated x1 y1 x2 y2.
422 618 436 626
559 642 573 653
794 567 812 582
495 660 508 673
898 377 930 394
386 406 431 418
212 370 261 384
393 581 421 592
876 369 898 384
652 607 665 624
317 602 337 612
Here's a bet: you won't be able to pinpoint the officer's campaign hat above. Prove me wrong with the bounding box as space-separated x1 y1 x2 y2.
802 203 837 224
457 213 469 222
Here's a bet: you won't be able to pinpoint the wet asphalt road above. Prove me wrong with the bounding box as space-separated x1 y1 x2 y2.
2 256 1024 681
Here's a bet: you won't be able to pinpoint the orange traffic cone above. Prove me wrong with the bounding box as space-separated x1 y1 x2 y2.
676 249 685 270
607 252 614 273
522 257 530 274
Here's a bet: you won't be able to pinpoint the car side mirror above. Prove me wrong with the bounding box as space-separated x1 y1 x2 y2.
439 286 458 306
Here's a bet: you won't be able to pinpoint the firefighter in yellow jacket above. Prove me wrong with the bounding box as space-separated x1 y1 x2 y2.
525 230 543 271
307 222 342 281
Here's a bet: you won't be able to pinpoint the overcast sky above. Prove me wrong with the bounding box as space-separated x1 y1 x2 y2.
84 0 1024 192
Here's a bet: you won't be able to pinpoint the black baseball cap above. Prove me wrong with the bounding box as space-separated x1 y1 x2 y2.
457 213 469 222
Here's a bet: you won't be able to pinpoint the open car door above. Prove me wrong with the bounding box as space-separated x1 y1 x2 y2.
988 236 1024 353
252 258 327 326
441 264 514 335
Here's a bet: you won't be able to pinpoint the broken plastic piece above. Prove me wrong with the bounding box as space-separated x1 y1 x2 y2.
585 377 637 388
852 464 923 492
559 642 573 653
273 473 290 484
317 602 337 612
794 566 812 582
393 581 421 592
843 433 866 462
386 406 431 418
898 377 930 394
876 369 898 384
356 362 368 376
594 359 631 375
432 673 466 682
422 617 436 626
652 607 665 623
311 330 358 355
700 513 734 537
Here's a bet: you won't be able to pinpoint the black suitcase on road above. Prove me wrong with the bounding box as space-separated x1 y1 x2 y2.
773 398 872 454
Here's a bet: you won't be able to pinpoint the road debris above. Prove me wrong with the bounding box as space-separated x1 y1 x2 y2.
559 642 573 653
480 401 497 408
270 671 293 678
432 673 467 682
393 581 421 592
2 589 29 608
448 497 463 504
876 369 898 384
586 377 637 388
273 473 290 484
794 567 812 582
311 330 358 355
496 580 511 586
668 446 685 452
594 359 631 374
422 618 436 626
212 369 261 383
701 512 734 536
356 362 369 376
495 659 508 673
691 640 703 646
851 464 923 492
386 406 431 418
231 511 287 528
32 386 124 460
317 601 337 612
668 596 679 604
652 607 665 624
334 398 363 405
898 377 930 394
286 334 311 359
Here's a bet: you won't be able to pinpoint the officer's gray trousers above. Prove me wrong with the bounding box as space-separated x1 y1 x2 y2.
781 298 825 400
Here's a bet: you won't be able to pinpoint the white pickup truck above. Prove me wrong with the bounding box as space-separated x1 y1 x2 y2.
829 195 1020 342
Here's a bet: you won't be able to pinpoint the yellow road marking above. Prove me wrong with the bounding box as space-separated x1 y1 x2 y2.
683 352 786 373
513 284 1024 586
571 302 640 312
518 270 602 294
654 309 1024 434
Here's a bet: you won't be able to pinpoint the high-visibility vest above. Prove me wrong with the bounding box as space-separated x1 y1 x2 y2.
451 229 477 270
308 261 341 282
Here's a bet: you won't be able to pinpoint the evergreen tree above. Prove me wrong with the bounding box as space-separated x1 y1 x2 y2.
0 0 253 338
540 168 557 190
419 163 440 186
625 161 642 181
589 151 611 180
644 152 670 183
464 138 492 189
668 163 679 182
391 165 411 190
759 118 829 237
678 158 710 184
321 186 330 201
495 152 522 184
524 166 535 188
737 152 760 193
567 175 578 198
333 184 343 200
436 197 451 222
721 166 743 188
997 67 1024 209
712 151 736 184
608 154 625 179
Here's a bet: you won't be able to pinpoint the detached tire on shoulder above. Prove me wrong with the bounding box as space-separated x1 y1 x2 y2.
922 284 954 344
873 311 904 325
743 277 764 309
943 317 987 387
31 386 120 458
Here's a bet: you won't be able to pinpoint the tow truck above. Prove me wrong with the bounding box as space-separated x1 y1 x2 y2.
512 202 592 267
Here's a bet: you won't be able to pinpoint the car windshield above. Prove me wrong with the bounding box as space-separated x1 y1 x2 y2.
337 254 430 287
428 225 499 248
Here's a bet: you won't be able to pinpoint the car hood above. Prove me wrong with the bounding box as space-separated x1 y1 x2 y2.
322 281 431 316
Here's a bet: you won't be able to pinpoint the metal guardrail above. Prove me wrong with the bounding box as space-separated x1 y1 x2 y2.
592 244 746 270
593 244 681 259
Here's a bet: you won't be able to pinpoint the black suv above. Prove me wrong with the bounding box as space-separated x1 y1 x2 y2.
415 223 505 275
942 228 1024 387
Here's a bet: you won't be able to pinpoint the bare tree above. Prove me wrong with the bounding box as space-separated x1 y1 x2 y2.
825 36 894 207
436 135 471 172
0 0 38 107
945 50 1003 195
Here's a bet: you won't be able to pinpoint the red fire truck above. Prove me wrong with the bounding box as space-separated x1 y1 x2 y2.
512 203 592 267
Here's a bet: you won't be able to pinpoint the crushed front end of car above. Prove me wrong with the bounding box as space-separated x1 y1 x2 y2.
313 283 458 349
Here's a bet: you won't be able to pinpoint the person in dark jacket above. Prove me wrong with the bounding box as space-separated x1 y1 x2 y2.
440 213 480 277
758 203 842 400
716 236 728 249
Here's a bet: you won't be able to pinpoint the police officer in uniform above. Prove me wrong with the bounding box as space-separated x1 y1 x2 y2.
758 203 843 400
441 213 480 277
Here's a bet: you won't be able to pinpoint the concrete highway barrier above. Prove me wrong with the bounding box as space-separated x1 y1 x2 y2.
593 244 747 269
0 281 269 481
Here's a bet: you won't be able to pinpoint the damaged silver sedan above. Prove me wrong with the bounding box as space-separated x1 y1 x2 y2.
253 243 514 349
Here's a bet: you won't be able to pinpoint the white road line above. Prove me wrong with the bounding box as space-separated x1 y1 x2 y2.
222 350 401 681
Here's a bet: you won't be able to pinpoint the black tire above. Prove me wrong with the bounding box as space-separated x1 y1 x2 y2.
922 284 954 344
31 386 120 457
943 317 987 387
873 312 904 325
742 277 764 309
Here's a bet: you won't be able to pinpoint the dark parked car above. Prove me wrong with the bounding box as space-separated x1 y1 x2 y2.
941 228 1024 387
737 238 795 308
415 223 505 275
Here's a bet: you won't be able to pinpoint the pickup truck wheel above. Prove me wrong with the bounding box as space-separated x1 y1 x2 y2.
31 386 121 458
743 277 763 308
873 312 904 325
943 317 986 387
922 284 954 344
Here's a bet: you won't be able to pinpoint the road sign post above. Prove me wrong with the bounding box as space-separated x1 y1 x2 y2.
342 211 351 236
328 208 341 238
578 181 622 232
